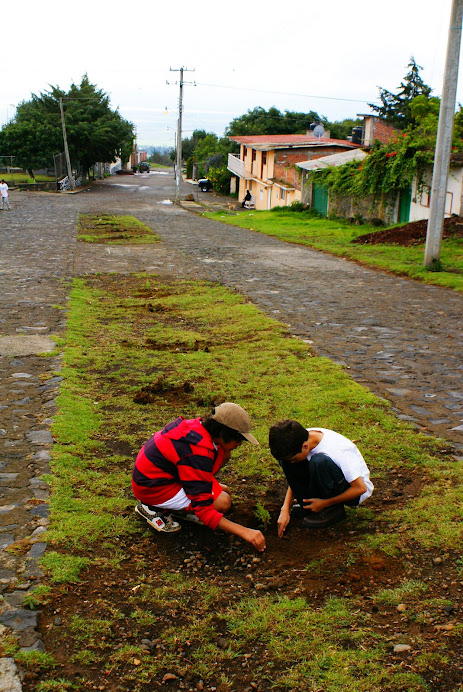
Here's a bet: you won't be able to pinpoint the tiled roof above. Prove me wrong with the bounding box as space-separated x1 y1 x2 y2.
228 134 360 149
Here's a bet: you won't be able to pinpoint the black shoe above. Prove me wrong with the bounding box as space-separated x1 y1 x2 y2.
290 503 309 518
301 504 346 529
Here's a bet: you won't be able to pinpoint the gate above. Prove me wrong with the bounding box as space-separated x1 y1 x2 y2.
312 183 329 216
398 186 412 224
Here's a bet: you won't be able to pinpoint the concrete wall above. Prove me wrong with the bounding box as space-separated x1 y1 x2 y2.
327 190 397 223
410 166 463 221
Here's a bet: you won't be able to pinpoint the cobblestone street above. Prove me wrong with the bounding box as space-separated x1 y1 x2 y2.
0 173 462 687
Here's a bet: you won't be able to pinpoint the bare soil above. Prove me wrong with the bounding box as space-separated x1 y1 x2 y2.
24 486 463 692
353 215 463 246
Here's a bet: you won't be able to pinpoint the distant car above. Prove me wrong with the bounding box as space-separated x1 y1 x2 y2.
198 178 212 192
138 162 150 172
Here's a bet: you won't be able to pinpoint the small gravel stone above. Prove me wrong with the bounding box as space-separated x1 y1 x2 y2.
393 644 411 653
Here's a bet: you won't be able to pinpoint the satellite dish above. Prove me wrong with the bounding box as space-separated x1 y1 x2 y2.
313 124 325 139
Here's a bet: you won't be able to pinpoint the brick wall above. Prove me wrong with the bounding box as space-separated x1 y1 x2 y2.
274 146 355 190
372 120 398 145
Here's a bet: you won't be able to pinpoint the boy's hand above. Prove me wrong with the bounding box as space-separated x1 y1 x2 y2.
277 508 290 537
303 498 328 513
244 528 266 552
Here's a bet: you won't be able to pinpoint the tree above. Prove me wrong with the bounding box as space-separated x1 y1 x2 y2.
0 75 134 179
180 131 236 180
148 148 172 166
369 57 432 129
226 106 325 136
181 130 208 161
328 118 363 140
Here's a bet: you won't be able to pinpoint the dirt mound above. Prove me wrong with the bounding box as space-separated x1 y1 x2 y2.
353 215 463 246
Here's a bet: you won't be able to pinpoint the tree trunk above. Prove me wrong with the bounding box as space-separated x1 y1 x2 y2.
27 169 35 180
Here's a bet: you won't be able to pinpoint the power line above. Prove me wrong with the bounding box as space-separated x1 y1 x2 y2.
195 81 378 106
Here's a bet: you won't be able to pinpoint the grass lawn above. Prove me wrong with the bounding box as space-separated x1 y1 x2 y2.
204 209 463 292
2 174 55 184
9 257 462 690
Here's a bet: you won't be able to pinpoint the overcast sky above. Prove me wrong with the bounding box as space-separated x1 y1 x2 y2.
1 0 459 147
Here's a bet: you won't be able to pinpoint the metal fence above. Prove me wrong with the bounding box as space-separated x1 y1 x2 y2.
53 152 67 181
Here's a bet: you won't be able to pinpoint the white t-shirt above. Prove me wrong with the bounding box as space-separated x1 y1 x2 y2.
307 428 373 504
0 183 8 198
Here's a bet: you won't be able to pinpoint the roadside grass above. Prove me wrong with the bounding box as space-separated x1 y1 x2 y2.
204 209 463 292
5 174 55 184
77 213 160 245
29 273 462 691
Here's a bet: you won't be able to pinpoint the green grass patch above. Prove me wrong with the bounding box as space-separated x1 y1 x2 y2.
4 174 55 184
77 213 160 245
47 273 458 557
40 551 90 583
204 209 463 292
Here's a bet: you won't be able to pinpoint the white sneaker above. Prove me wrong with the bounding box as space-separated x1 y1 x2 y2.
171 511 204 526
135 503 181 533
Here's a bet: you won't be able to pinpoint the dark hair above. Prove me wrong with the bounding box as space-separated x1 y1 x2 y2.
268 420 309 460
201 415 245 443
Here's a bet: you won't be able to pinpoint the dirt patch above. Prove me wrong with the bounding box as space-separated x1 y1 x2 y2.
133 377 196 404
353 215 463 246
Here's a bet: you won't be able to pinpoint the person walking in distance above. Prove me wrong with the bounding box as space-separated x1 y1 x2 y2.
0 180 10 210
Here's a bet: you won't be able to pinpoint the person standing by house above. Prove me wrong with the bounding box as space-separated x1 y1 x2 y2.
0 180 10 210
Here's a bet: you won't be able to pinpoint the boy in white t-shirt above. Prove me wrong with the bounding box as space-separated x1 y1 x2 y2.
0 180 10 210
269 419 373 534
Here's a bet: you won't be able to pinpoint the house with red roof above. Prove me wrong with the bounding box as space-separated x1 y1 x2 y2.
227 132 360 210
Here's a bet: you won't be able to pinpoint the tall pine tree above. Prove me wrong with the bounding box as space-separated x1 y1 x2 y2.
369 57 432 129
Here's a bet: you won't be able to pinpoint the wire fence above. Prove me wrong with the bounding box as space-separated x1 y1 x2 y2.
53 152 67 181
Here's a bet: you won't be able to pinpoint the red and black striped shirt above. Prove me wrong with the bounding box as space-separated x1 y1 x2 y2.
132 417 224 529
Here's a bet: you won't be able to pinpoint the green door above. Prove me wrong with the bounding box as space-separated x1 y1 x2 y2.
312 183 329 216
398 186 412 224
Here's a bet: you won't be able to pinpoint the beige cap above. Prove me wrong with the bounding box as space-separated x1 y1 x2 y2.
211 402 259 445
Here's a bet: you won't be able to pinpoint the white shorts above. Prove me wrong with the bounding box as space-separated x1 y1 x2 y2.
155 488 190 511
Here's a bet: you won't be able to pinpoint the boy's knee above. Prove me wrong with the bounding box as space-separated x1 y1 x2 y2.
214 491 232 513
310 453 334 469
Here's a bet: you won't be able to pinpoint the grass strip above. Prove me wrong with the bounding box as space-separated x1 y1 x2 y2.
19 273 462 692
204 209 463 292
77 213 160 245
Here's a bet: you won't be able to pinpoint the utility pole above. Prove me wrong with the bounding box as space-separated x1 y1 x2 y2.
424 0 463 267
169 67 195 202
59 97 75 191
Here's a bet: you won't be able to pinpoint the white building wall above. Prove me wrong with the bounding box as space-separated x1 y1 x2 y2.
410 166 463 221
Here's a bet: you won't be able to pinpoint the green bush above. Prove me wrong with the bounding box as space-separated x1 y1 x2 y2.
206 165 232 195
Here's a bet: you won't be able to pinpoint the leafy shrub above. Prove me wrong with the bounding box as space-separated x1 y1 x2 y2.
206 165 232 195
